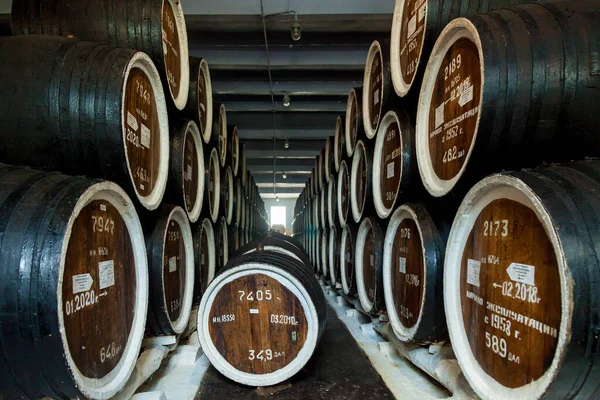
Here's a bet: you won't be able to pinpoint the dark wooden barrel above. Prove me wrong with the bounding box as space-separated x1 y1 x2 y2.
166 119 204 223
337 159 351 227
416 3 600 197
236 232 311 267
221 165 235 226
345 86 364 158
228 224 240 256
372 110 416 219
197 239 326 386
355 216 386 315
350 140 375 223
240 143 247 186
211 103 228 169
340 223 359 297
327 174 337 227
320 186 328 229
0 35 169 211
230 126 241 177
362 39 395 140
314 229 322 273
317 150 325 192
0 166 147 399
383 203 448 344
193 217 216 299
144 205 194 336
216 216 229 270
202 147 221 224
184 57 213 143
321 227 330 280
11 0 190 110
324 136 332 183
334 115 346 173
233 178 243 227
445 161 600 399
240 194 247 230
328 225 342 288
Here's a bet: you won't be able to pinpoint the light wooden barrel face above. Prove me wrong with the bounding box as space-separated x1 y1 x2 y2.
123 67 161 198
399 0 427 86
428 38 481 181
362 227 377 305
207 273 308 374
183 131 199 215
162 0 182 100
164 220 186 322
368 46 384 132
460 199 560 388
391 219 424 329
62 200 136 379
197 63 209 136
379 121 402 210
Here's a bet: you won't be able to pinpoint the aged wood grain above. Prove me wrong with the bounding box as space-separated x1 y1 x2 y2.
162 0 182 100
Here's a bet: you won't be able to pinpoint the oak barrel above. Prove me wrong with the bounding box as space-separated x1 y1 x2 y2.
202 147 221 224
240 143 247 186
193 217 216 299
237 232 311 267
212 103 228 169
336 159 351 227
234 178 243 227
328 225 342 288
324 136 332 183
221 165 235 226
197 241 326 386
345 86 364 158
321 227 330 281
0 166 148 399
184 57 213 143
355 216 386 315
383 204 448 344
230 126 241 177
327 174 337 227
319 186 328 229
444 162 600 399
339 223 359 297
350 140 375 223
0 35 169 210
11 0 190 110
317 150 325 192
216 216 229 270
145 205 194 335
333 115 346 173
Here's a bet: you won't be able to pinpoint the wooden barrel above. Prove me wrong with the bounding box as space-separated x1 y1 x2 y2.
193 217 216 298
12 0 190 110
327 174 337 227
0 36 169 211
444 162 600 400
197 241 326 387
240 143 247 185
350 140 375 223
362 39 395 140
314 229 322 273
383 204 448 344
202 147 221 224
236 232 311 267
336 159 351 227
328 225 342 287
345 86 364 158
240 194 247 230
324 136 332 183
184 57 213 143
312 191 320 231
230 126 241 177
372 110 416 219
216 216 229 269
228 224 240 256
318 150 325 192
233 178 243 227
222 165 235 226
166 119 204 223
333 115 346 173
319 186 328 229
212 103 228 169
340 223 359 297
416 3 600 197
355 216 386 315
321 227 330 280
0 167 147 399
145 205 195 335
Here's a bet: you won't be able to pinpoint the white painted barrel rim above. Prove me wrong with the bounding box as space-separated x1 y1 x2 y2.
383 205 426 342
165 0 190 110
355 218 375 313
122 52 169 211
390 0 427 98
202 218 217 286
198 263 320 387
209 148 221 223
416 18 484 197
345 88 357 157
165 206 195 334
57 182 149 400
336 161 349 227
327 174 336 227
334 117 343 172
185 120 204 223
362 40 383 140
373 111 402 219
329 228 338 284
226 167 234 225
350 141 366 223
444 174 571 400
199 59 213 143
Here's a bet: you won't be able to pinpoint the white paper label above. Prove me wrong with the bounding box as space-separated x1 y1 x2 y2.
387 162 395 179
507 262 535 286
435 103 445 129
141 124 151 149
100 204 107 212
373 89 380 106
73 273 94 294
250 309 259 314
98 260 115 290
407 15 417 38
169 256 177 273
418 4 427 21
458 83 474 107
467 259 481 288
127 111 139 131
399 257 407 274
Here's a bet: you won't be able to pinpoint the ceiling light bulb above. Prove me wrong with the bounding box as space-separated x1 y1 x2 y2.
283 94 291 107
284 139 290 149
291 17 302 41
276 195 280 202
282 172 287 179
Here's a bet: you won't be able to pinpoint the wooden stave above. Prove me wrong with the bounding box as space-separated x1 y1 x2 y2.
340 222 359 297
11 0 190 110
372 110 417 219
319 185 328 229
383 203 448 344
236 233 312 268
230 126 241 178
216 215 229 270
211 103 228 169
166 119 204 223
345 86 365 158
350 140 375 223
324 136 332 183
144 205 195 335
336 159 352 227
327 173 338 228
444 166 600 400
355 216 386 315
233 177 243 227
201 147 221 224
0 36 169 211
416 3 600 198
184 57 213 143
317 150 325 192
221 165 235 226
0 168 148 399
240 143 247 186
321 227 330 281
328 224 342 287
192 217 216 300
333 115 346 173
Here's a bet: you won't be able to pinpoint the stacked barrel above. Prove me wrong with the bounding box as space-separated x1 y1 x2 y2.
0 2 269 398
293 1 600 399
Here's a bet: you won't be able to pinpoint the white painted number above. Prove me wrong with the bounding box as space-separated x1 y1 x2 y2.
483 220 509 237
238 290 272 301
92 216 115 235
